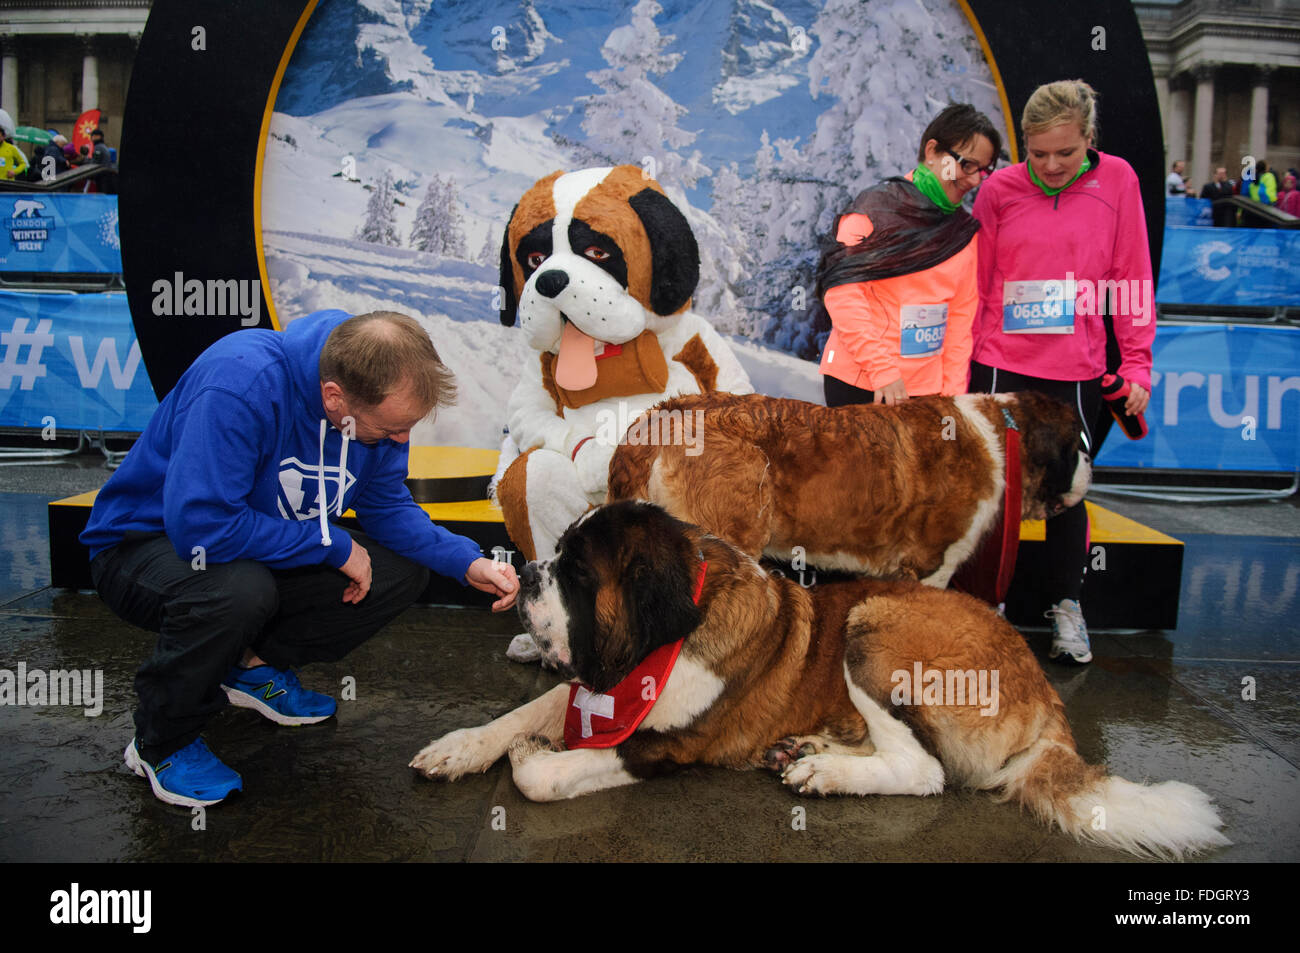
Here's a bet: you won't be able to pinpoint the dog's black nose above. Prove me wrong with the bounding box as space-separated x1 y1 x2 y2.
521 562 541 589
534 270 569 298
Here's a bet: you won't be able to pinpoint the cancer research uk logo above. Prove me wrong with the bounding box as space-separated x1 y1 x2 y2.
276 457 356 520
1195 240 1234 282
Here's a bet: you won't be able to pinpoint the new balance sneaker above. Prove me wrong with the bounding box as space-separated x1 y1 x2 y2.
221 664 337 726
1045 598 1093 664
124 737 242 807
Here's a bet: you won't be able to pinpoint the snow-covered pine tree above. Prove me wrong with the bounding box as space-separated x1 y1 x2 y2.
579 0 709 190
731 0 1004 358
438 175 469 259
410 174 469 258
478 227 498 268
357 168 401 247
575 0 759 332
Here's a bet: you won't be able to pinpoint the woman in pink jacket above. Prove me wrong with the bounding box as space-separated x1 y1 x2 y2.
970 79 1154 664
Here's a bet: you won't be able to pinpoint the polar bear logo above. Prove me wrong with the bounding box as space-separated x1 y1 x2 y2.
13 199 45 218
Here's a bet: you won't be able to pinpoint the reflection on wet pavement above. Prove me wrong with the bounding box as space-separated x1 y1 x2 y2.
1 491 1297 861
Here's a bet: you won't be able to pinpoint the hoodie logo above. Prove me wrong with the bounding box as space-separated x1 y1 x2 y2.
277 457 356 520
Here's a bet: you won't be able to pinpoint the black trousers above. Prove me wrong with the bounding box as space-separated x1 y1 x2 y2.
969 361 1102 605
823 375 876 406
91 530 429 762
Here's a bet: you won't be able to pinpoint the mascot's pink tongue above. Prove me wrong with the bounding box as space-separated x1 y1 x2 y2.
555 321 599 391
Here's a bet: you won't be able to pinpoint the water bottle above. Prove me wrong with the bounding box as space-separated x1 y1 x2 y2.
1101 373 1147 440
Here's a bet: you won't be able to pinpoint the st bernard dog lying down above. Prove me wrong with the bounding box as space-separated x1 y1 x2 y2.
606 391 1090 587
411 501 1229 860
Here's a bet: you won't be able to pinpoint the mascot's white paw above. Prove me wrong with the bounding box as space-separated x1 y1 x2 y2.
507 632 543 664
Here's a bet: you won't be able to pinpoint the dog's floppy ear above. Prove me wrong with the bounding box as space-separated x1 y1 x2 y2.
499 202 520 327
628 187 699 316
626 545 701 659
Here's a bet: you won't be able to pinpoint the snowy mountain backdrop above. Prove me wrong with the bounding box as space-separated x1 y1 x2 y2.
261 0 1004 448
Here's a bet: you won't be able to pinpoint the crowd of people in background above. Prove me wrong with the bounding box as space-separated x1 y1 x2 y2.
1167 155 1300 223
0 117 117 193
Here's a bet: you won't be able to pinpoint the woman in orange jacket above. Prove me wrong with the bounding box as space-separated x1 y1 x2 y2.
817 104 1000 406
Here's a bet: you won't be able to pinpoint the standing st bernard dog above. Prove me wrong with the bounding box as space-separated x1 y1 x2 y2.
607 390 1089 588
411 501 1228 860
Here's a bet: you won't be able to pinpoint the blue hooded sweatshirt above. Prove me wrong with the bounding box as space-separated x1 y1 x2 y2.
80 309 482 582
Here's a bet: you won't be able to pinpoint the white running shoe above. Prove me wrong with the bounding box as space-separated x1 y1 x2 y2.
1045 598 1093 664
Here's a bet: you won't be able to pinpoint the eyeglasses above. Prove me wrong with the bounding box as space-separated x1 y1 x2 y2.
945 148 997 179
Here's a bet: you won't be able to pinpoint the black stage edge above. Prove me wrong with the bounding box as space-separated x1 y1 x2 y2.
119 0 312 400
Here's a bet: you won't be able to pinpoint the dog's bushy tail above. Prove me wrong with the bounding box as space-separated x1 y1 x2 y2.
986 712 1230 860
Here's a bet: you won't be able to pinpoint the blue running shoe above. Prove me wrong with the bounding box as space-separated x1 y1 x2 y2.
124 737 241 807
221 664 337 726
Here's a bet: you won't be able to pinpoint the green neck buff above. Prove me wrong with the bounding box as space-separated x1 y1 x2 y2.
912 164 959 213
1029 155 1092 196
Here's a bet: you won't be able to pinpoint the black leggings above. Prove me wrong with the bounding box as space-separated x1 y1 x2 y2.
823 375 875 407
968 361 1102 605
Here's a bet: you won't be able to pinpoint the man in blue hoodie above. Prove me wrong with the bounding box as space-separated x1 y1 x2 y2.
81 309 519 807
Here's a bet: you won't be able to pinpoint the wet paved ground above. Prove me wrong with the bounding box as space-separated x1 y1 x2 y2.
1 457 1298 863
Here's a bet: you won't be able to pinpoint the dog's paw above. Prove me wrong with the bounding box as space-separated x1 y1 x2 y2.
781 754 847 796
762 737 820 772
410 726 505 780
507 732 560 768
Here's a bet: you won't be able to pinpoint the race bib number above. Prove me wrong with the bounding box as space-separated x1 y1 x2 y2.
1002 278 1076 334
899 304 947 357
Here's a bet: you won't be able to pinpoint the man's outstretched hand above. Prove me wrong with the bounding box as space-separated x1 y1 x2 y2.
340 539 373 603
467 557 519 611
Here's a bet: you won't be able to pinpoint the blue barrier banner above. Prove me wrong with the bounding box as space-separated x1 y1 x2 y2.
0 289 157 432
0 193 121 273
1165 195 1212 227
1157 225 1300 307
1095 323 1300 472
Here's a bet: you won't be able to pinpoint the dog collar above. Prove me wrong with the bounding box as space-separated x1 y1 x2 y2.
693 555 708 605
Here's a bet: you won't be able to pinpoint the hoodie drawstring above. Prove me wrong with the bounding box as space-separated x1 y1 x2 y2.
317 418 351 549
318 419 331 547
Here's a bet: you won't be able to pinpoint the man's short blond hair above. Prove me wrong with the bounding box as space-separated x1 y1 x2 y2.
318 311 457 414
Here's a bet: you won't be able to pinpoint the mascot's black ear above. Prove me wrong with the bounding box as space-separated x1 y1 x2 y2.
499 203 519 327
629 188 699 316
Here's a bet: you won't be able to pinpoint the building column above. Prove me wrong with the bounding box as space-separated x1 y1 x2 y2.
1191 63 1217 193
80 37 99 112
1153 73 1170 149
0 40 17 126
1248 65 1273 165
1166 77 1191 171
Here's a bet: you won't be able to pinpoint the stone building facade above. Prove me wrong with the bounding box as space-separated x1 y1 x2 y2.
0 0 150 150
1137 0 1300 193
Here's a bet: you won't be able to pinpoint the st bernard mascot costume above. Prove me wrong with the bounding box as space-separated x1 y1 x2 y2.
493 165 752 568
